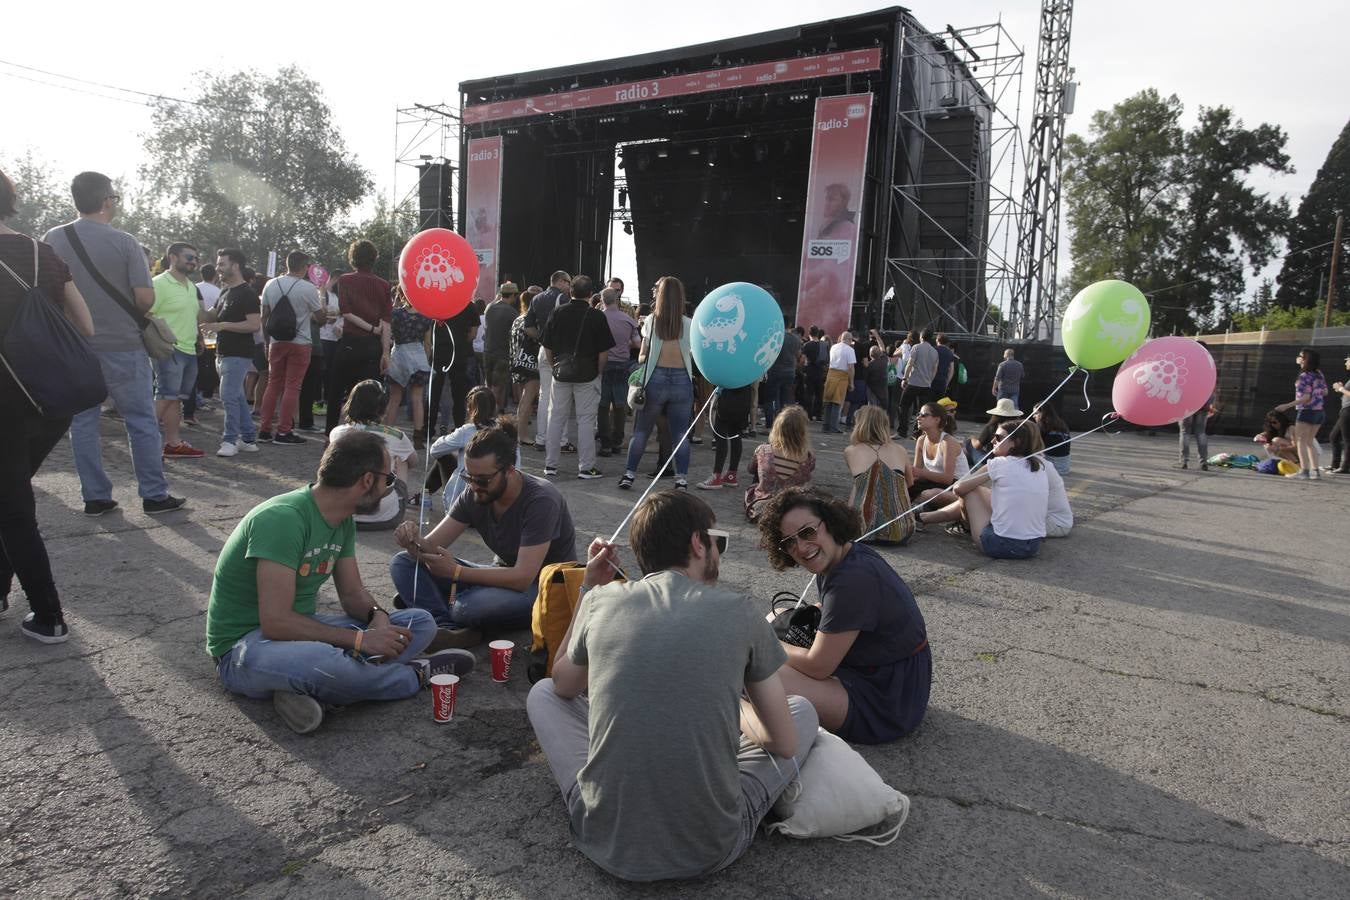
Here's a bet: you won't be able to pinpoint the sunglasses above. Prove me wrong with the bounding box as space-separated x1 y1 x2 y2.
369 470 397 488
707 528 729 555
778 520 823 552
994 431 1011 441
465 467 505 488
180 254 198 263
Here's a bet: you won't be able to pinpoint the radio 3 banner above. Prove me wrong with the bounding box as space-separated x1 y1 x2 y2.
465 137 503 302
795 93 873 338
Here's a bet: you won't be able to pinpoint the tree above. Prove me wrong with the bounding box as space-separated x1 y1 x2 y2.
1063 90 1291 334
137 66 371 268
1276 117 1350 309
0 150 71 238
314 195 419 283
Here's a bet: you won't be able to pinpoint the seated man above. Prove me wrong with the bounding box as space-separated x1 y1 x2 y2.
390 420 575 648
206 431 473 734
526 491 818 882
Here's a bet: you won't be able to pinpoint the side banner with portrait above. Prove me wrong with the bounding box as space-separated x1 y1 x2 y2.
465 136 503 302
795 93 873 338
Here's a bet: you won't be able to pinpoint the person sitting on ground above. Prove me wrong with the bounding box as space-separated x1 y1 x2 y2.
1255 409 1297 464
205 431 473 734
1035 403 1072 475
526 490 816 881
426 385 520 512
758 488 931 744
744 403 816 522
1044 459 1073 538
920 420 1048 559
329 380 416 531
844 406 915 545
390 420 576 649
966 397 1023 468
909 401 970 504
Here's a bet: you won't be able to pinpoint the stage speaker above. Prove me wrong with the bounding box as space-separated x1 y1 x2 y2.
917 111 979 251
417 162 454 231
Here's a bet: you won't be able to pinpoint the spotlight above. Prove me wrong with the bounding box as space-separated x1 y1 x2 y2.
618 188 627 208
656 147 669 158
623 221 633 235
689 147 700 156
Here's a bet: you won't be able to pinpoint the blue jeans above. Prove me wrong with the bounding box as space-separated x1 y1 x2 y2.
979 524 1041 559
217 355 257 445
390 551 538 630
69 349 171 502
761 372 795 428
997 389 1021 411
625 367 694 476
154 349 199 401
598 361 633 448
215 609 436 705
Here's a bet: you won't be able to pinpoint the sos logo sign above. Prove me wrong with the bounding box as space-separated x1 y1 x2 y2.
807 240 851 263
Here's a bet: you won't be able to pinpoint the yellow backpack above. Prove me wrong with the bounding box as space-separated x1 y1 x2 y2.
528 562 625 682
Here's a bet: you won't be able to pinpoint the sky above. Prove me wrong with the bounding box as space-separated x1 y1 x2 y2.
1 0 1342 308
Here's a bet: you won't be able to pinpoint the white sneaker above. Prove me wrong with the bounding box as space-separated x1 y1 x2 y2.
240 441 260 453
217 441 238 457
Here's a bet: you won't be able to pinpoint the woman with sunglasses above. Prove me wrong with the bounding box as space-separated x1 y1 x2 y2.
919 421 1048 559
756 489 930 744
908 401 969 504
329 380 416 530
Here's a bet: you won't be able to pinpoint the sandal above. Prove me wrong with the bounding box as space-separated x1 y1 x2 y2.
944 522 968 537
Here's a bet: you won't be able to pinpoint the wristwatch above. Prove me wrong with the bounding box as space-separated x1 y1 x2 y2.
366 603 389 625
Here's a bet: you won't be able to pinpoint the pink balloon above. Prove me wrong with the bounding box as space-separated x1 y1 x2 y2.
1112 337 1216 427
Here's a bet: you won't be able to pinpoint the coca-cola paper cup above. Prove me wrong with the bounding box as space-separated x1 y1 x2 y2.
489 640 514 683
430 673 459 722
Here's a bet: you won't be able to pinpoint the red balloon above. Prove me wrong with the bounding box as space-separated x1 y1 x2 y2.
397 229 479 320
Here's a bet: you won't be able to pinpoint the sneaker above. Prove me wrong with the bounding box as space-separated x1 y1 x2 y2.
619 473 635 490
299 424 325 434
83 498 119 516
690 436 704 445
410 648 478 686
1285 470 1310 480
696 474 724 490
1332 468 1350 475
561 442 577 454
257 431 274 442
20 613 69 644
272 691 324 734
391 593 407 609
163 441 205 458
533 441 546 452
1310 469 1322 480
722 471 739 486
240 440 260 452
674 478 688 491
1178 460 1189 469
143 495 187 515
272 432 307 446
578 467 604 480
543 465 558 477
312 402 327 416
1200 462 1209 472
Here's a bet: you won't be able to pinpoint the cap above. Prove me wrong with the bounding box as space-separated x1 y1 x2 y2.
499 281 520 295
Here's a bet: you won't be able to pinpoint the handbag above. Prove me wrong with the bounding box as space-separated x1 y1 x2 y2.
61 224 176 360
770 592 819 649
627 334 654 409
550 311 589 382
0 238 108 416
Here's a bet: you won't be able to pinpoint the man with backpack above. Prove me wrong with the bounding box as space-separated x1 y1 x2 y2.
526 490 816 881
258 251 324 445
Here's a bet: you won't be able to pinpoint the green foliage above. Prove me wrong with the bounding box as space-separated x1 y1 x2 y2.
136 66 371 270
1276 118 1350 309
1230 305 1350 331
1064 90 1291 335
313 195 419 282
0 150 71 238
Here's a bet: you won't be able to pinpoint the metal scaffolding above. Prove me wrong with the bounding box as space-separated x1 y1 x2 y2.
1013 1 1076 340
393 103 461 232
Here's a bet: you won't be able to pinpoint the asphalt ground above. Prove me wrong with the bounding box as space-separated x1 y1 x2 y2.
1 404 1347 898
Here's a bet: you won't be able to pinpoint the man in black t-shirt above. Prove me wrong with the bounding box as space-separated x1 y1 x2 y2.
201 248 262 456
540 275 614 479
428 302 479 435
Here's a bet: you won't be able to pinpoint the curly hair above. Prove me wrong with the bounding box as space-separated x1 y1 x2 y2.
756 487 862 571
348 238 378 271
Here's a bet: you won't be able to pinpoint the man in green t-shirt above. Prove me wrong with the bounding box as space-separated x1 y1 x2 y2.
150 242 210 458
207 430 473 733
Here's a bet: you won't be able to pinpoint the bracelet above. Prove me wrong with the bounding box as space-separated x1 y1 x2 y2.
452 563 462 584
366 603 388 625
353 629 364 655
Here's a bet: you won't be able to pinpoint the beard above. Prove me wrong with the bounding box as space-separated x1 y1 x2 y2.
472 480 507 505
355 484 389 515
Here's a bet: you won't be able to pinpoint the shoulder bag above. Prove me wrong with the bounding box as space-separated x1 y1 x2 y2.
62 223 176 360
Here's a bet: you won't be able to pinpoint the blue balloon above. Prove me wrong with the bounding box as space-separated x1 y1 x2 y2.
690 282 785 389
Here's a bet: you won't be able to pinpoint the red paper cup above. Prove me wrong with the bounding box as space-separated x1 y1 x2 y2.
430 673 459 722
489 640 514 683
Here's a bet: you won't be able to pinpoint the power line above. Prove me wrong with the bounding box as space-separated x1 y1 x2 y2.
0 68 152 108
0 58 263 119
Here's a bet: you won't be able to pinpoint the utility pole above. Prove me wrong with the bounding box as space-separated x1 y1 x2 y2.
1324 213 1343 329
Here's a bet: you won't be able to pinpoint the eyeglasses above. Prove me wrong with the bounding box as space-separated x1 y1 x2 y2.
180 254 198 263
917 412 935 418
369 470 397 488
706 528 729 555
778 520 823 552
465 467 505 488
106 193 121 204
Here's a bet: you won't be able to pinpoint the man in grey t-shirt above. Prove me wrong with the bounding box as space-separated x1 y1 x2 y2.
43 171 183 515
993 348 1025 409
527 491 817 882
257 251 325 443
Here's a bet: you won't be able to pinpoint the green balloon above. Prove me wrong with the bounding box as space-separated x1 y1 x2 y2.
1061 280 1151 370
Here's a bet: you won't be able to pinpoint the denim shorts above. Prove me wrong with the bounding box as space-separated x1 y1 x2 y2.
1295 409 1325 426
980 524 1041 559
386 342 431 388
154 349 199 400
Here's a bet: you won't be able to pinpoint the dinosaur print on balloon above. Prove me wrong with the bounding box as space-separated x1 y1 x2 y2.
414 244 466 292
697 292 748 353
1131 351 1189 405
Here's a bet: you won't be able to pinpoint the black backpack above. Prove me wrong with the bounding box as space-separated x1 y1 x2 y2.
265 277 299 342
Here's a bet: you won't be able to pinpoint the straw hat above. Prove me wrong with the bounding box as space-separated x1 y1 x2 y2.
986 397 1023 416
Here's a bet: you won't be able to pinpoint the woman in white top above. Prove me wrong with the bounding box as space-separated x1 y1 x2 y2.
919 420 1048 559
329 379 416 530
621 275 694 490
908 402 970 504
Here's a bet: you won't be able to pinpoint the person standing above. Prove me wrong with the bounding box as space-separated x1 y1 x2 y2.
523 270 573 449
1178 341 1215 471
621 276 695 490
1275 348 1329 480
43 171 185 515
0 169 96 641
1329 355 1350 475
933 333 957 396
540 275 615 479
190 262 221 415
482 282 521 411
202 249 262 458
992 348 1024 411
427 299 479 436
802 326 827 421
898 329 938 434
762 324 802 430
383 285 434 446
150 242 207 458
325 240 391 435
821 330 855 434
257 251 324 445
597 286 639 457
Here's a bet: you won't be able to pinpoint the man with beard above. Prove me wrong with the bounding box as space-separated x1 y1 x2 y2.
389 420 576 649
526 491 816 881
150 242 209 457
206 431 472 734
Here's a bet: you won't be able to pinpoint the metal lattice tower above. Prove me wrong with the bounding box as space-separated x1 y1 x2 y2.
1014 0 1075 339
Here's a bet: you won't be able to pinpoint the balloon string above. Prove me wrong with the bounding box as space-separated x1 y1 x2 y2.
410 322 458 612
608 387 721 544
705 390 740 442
1079 368 1092 412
